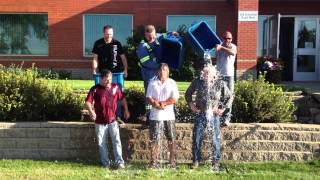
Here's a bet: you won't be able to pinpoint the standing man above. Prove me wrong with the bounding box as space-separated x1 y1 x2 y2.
216 31 237 126
85 70 130 169
136 25 178 123
146 63 179 168
92 25 128 91
185 65 233 171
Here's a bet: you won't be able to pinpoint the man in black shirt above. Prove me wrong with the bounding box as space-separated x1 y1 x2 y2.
92 25 128 90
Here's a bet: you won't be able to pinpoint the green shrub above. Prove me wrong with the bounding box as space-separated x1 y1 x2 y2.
124 86 146 122
232 75 296 123
38 68 72 79
0 64 82 121
175 98 193 123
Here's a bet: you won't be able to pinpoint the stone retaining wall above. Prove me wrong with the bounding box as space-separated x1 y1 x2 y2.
0 122 319 162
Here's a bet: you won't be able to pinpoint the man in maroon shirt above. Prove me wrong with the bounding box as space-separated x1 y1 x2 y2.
85 69 130 169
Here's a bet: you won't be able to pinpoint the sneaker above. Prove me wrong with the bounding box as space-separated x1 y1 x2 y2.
221 121 230 127
168 162 176 169
118 163 125 169
191 161 199 169
148 161 159 169
211 161 220 172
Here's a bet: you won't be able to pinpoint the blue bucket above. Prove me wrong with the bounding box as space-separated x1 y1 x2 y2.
93 73 101 85
187 21 222 57
159 34 184 70
93 72 124 92
112 72 124 92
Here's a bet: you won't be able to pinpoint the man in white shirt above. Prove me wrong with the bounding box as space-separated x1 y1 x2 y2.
216 31 237 127
146 63 179 168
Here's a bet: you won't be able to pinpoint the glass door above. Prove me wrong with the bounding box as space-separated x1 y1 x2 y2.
293 18 319 81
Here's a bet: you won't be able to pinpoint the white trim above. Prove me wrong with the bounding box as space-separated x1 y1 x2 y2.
82 14 133 57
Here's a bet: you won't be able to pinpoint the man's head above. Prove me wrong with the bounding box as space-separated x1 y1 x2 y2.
144 25 156 43
103 25 113 43
223 31 233 46
201 65 218 81
157 63 170 81
100 69 112 87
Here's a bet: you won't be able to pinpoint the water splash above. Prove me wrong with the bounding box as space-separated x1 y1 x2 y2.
200 63 225 162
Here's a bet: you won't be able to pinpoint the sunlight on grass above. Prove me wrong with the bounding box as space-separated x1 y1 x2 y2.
48 80 191 92
0 160 319 179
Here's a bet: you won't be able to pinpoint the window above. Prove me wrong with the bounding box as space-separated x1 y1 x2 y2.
257 15 268 56
0 13 48 55
166 15 216 32
83 14 133 56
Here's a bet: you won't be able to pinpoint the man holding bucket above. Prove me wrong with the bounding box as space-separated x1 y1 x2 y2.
92 25 128 122
136 25 178 125
216 31 237 127
92 25 128 91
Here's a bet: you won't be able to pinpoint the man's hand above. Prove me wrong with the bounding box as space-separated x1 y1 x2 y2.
214 107 225 116
89 112 96 122
123 110 130 120
124 69 128 78
172 31 179 36
216 44 222 51
190 103 200 113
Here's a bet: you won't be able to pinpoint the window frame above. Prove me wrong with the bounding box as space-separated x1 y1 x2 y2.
82 13 133 57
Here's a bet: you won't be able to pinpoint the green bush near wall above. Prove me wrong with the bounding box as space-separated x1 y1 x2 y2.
0 65 82 121
232 75 296 123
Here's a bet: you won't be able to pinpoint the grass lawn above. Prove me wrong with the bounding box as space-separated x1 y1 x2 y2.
0 159 319 179
48 80 191 92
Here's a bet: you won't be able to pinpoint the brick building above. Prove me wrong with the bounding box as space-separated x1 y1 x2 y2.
0 0 320 81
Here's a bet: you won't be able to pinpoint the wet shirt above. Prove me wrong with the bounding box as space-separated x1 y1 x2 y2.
85 84 124 124
92 38 124 73
146 78 179 121
185 77 233 112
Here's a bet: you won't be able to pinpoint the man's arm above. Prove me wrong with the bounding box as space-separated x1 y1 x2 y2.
120 98 130 120
185 80 200 113
85 101 96 121
92 54 98 74
216 44 237 56
147 96 162 110
120 54 128 78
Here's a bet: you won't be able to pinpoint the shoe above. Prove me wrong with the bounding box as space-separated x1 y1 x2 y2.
191 161 199 169
221 121 230 127
211 161 220 172
118 163 125 169
148 161 160 169
168 162 176 169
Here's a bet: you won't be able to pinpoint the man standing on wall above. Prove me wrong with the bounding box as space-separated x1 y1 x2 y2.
85 69 130 169
92 25 128 91
136 25 178 125
216 31 237 127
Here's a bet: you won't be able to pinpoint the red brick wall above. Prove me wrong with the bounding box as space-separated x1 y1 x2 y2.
235 0 259 73
0 0 236 72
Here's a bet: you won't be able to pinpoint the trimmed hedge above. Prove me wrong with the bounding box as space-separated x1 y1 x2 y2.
232 75 296 123
0 64 82 121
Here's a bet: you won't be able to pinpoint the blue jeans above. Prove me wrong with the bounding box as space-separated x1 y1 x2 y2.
221 76 234 123
95 121 124 167
192 112 221 163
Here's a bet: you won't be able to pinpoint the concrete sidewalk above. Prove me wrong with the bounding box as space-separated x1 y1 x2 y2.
282 81 320 102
